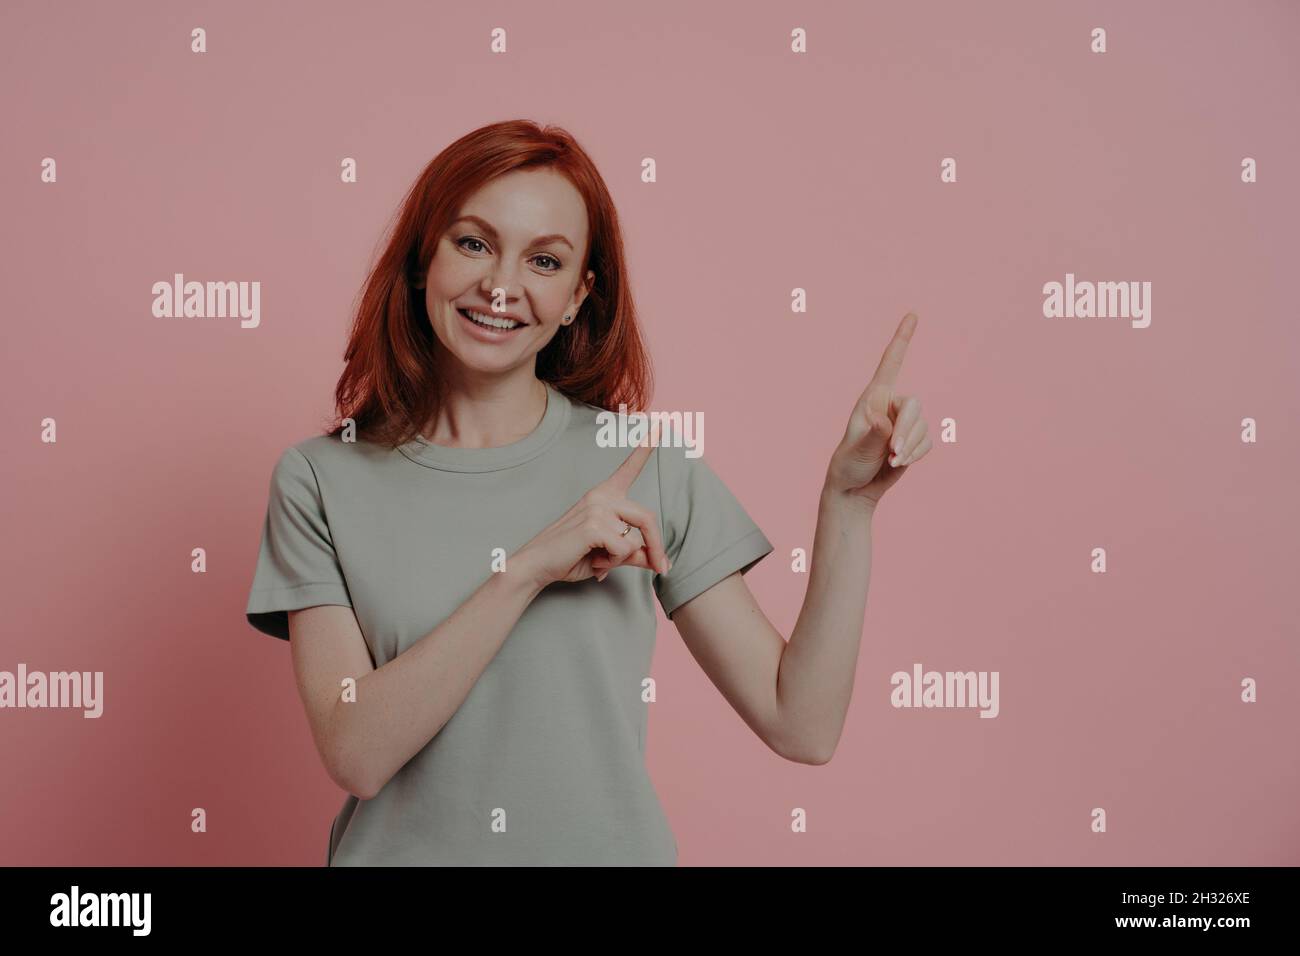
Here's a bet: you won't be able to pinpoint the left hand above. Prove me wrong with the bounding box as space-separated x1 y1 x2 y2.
824 312 931 508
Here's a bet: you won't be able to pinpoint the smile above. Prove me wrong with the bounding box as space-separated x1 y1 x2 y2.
459 308 522 329
457 307 526 338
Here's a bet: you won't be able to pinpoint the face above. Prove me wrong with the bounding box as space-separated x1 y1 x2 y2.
415 167 595 380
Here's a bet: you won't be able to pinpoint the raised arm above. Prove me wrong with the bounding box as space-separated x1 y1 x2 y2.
671 313 931 765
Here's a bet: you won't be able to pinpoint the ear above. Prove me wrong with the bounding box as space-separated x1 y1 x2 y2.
572 269 595 312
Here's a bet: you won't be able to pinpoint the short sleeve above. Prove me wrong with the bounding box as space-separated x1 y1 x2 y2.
652 434 774 620
246 446 353 640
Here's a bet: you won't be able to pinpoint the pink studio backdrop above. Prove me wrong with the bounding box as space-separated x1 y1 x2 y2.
3 0 1297 866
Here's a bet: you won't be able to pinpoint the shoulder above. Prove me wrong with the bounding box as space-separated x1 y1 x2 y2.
263 432 396 500
559 390 604 430
287 433 343 468
559 395 683 464
262 436 332 483
282 431 402 470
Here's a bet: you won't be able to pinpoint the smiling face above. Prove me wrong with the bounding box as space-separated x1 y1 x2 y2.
414 167 596 381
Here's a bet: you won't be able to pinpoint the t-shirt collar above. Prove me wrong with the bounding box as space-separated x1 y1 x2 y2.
397 381 571 473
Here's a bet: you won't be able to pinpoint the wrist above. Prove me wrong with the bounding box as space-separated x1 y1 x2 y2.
505 546 550 597
820 482 878 520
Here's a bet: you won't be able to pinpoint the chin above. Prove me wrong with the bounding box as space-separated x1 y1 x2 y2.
442 346 527 376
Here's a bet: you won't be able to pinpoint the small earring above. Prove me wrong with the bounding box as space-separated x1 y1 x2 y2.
562 313 572 325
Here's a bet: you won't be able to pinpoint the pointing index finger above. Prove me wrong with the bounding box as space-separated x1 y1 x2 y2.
603 418 661 493
868 312 918 389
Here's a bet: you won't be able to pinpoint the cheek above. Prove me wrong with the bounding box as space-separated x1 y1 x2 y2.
534 286 571 316
422 282 447 320
425 247 474 294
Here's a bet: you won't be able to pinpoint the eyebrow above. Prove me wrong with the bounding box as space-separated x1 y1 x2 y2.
449 215 574 251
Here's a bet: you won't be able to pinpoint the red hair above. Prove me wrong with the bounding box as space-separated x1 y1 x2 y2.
326 119 654 446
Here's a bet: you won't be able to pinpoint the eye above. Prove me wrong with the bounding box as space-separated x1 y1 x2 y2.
456 236 561 273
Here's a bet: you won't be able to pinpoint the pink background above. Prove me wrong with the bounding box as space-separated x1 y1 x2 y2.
3 0 1297 865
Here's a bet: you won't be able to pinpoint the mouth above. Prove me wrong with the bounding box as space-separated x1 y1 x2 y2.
457 307 527 337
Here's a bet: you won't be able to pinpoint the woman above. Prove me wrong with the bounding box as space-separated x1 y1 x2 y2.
245 120 931 866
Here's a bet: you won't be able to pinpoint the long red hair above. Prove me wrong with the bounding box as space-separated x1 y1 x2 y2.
325 120 654 447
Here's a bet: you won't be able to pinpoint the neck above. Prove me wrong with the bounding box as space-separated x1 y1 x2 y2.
423 371 548 449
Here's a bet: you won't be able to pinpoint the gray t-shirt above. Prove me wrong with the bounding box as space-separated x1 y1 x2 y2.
245 381 773 866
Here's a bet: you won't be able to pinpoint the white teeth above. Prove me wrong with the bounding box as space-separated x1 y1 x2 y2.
463 309 521 330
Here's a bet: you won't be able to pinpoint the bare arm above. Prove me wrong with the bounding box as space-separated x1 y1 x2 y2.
289 563 544 800
671 313 929 765
670 488 876 765
286 436 669 801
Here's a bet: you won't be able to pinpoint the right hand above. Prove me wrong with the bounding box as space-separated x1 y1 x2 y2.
515 430 672 588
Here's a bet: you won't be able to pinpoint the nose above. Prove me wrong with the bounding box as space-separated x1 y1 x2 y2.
482 265 523 309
